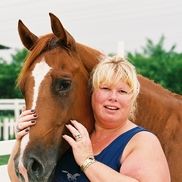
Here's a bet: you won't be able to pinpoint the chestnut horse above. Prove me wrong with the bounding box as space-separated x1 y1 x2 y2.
14 13 181 182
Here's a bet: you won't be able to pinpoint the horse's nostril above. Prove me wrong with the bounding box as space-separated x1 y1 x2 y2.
28 157 44 177
32 159 42 173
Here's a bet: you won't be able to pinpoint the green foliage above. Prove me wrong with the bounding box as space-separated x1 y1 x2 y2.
0 155 10 165
0 36 181 98
0 48 27 98
127 36 182 94
0 44 10 50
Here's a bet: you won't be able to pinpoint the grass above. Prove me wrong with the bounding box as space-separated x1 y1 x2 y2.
0 155 10 165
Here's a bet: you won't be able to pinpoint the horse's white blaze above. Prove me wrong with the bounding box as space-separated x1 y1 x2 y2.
32 59 52 109
18 59 52 178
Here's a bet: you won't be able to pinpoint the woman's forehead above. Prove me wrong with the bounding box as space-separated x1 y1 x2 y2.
100 79 131 89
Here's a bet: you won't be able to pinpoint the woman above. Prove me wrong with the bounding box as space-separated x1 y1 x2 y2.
8 56 170 182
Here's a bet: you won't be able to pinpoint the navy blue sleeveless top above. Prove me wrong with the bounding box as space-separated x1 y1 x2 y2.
53 126 146 182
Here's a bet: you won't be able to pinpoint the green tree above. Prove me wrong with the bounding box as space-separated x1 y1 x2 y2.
0 37 181 98
0 48 27 98
128 36 182 94
0 44 10 50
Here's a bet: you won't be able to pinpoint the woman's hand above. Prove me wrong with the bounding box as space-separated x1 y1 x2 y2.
8 108 37 181
63 120 94 166
15 109 37 140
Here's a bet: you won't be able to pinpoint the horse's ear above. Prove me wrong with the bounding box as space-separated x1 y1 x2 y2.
18 20 38 50
49 13 74 47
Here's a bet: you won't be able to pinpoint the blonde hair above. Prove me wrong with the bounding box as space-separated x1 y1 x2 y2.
90 56 140 120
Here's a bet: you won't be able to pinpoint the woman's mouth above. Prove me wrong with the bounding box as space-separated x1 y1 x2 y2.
104 105 119 110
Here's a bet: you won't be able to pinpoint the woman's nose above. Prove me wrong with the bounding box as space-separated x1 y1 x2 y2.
108 91 117 101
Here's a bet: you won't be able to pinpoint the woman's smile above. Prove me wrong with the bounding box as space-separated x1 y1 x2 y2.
104 105 119 111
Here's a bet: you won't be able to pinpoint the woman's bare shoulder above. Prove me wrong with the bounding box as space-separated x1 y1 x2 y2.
120 130 171 181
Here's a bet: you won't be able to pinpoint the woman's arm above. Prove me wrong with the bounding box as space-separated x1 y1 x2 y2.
81 132 171 182
7 140 21 182
119 131 171 182
7 109 37 182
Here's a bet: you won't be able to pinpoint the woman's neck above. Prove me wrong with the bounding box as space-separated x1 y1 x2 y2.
93 119 134 136
91 120 136 155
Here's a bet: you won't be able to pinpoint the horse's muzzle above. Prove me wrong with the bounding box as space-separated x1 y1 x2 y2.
27 155 44 180
15 144 58 182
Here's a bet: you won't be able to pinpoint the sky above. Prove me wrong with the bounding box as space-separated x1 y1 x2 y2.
0 0 182 59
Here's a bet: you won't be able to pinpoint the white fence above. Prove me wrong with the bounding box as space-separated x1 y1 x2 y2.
0 99 24 182
0 99 25 140
0 140 15 182
0 140 16 156
0 99 25 121
0 165 10 182
0 118 15 140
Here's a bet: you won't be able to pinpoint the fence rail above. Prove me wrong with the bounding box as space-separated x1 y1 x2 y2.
0 99 25 121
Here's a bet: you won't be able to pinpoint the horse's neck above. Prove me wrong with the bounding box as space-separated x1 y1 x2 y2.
138 75 181 103
136 75 181 131
77 43 104 72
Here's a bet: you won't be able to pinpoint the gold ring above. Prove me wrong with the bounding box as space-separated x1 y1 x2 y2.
74 133 82 141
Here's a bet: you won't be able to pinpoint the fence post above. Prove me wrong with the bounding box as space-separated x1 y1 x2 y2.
0 122 2 139
3 118 9 140
14 99 20 122
9 118 15 139
117 41 125 58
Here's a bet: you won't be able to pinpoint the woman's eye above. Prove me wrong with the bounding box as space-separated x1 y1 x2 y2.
100 87 110 90
119 90 128 94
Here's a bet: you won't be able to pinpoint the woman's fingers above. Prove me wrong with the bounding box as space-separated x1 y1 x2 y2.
16 120 36 131
16 110 37 130
65 120 87 141
70 120 89 137
63 121 94 166
65 120 91 144
66 124 81 138
14 108 37 140
62 135 75 146
16 127 30 140
15 109 37 141
18 113 37 124
19 109 35 119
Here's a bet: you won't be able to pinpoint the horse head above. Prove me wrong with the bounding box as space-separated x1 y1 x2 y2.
14 13 103 182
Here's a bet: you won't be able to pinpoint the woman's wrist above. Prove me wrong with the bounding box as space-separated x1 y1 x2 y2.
80 156 96 172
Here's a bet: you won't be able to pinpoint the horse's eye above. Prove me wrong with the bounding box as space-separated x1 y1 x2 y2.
59 80 71 91
54 79 72 96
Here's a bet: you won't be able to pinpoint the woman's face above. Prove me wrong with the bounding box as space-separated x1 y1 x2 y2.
91 80 132 128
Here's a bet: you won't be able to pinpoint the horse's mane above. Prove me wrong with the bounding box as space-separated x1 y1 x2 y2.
17 34 56 88
76 43 104 72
